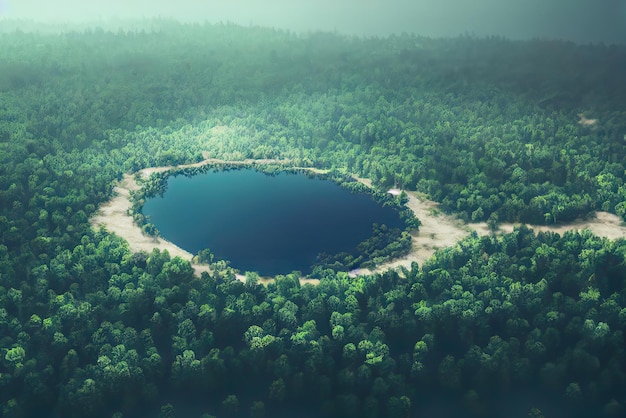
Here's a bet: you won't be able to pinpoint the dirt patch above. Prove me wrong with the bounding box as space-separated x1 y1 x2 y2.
470 211 626 240
578 113 598 126
91 173 195 261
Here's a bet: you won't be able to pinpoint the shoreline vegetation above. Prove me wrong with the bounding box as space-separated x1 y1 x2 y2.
91 158 626 284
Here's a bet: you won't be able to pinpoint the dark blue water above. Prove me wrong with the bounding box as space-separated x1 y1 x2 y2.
142 169 403 275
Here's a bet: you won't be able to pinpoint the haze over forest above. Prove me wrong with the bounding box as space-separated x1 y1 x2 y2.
2 0 626 416
1 0 625 44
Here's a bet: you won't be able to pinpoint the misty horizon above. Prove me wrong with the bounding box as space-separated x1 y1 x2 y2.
1 0 625 44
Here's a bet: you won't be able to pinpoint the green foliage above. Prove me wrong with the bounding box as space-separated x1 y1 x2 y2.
0 18 625 418
4 346 25 366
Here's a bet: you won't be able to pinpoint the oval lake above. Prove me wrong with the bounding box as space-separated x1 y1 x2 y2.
142 169 404 276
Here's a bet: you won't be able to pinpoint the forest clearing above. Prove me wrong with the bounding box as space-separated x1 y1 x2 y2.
91 159 626 281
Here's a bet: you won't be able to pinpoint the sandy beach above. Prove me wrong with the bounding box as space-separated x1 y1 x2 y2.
91 159 322 284
91 159 626 283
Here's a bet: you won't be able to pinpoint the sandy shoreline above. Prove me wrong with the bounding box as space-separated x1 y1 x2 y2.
350 194 626 277
91 158 626 283
91 159 324 284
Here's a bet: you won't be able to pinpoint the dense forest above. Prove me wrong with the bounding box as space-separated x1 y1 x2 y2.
1 19 626 417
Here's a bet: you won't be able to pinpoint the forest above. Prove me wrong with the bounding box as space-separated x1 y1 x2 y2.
1 19 626 417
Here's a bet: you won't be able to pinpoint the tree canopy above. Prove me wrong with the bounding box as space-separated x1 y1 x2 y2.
0 19 625 418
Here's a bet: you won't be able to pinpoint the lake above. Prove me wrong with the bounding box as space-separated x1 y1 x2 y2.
142 169 404 275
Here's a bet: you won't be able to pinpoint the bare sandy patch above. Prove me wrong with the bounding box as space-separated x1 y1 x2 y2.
352 175 373 188
578 113 598 126
91 174 197 260
469 211 626 240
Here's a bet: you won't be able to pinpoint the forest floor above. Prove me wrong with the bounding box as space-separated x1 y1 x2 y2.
91 159 626 283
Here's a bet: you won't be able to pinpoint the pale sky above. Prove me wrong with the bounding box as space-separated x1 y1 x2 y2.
1 0 625 43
